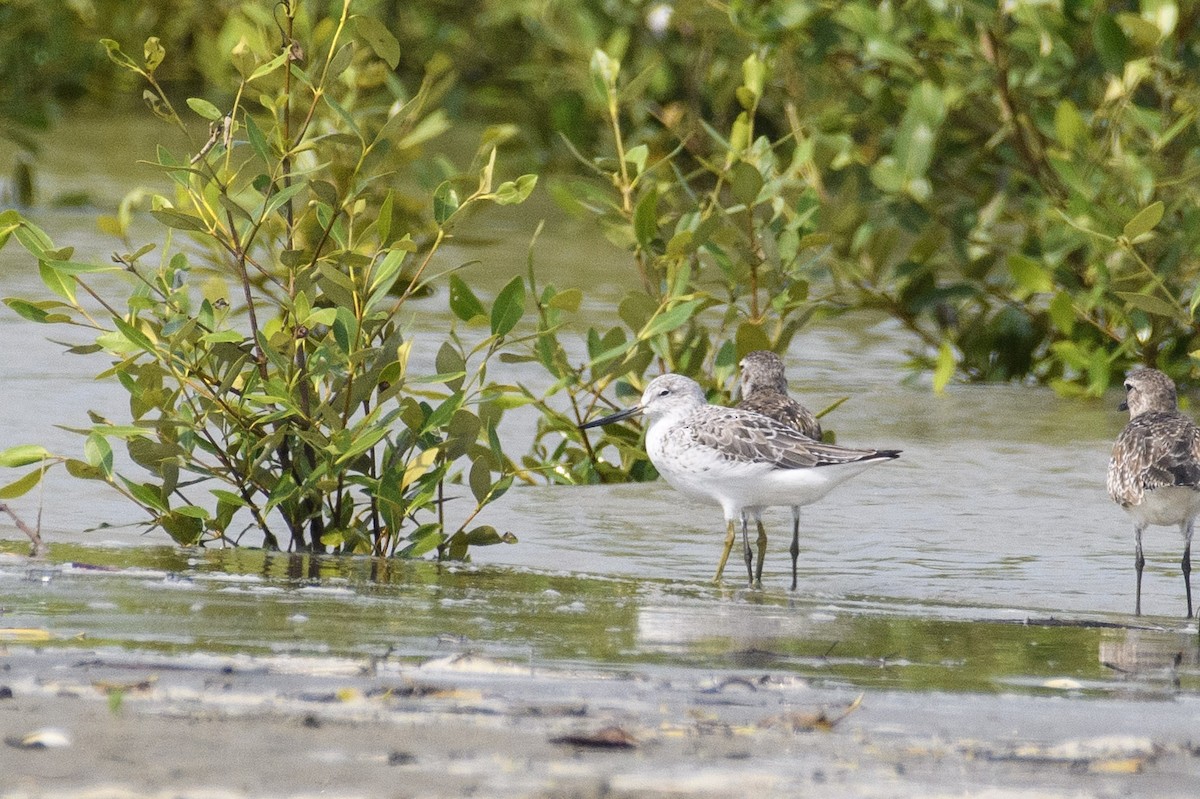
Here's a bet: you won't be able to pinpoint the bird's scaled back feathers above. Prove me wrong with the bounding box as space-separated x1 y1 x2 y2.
1108 368 1200 509
736 351 822 440
1108 411 1200 508
660 405 896 471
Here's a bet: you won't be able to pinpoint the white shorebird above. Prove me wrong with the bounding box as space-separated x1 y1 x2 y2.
580 373 900 586
1107 368 1200 618
736 351 823 590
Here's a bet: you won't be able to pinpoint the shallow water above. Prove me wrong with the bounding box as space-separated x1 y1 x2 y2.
2 113 1199 707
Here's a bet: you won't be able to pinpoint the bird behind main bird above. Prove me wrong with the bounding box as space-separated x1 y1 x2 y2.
736 351 824 589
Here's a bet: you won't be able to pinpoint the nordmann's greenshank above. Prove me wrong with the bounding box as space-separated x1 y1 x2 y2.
580 373 900 587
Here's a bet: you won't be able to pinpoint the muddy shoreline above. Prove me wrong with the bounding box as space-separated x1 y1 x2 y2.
3 645 1199 798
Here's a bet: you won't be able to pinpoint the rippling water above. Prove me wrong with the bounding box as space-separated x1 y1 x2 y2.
1 114 1197 701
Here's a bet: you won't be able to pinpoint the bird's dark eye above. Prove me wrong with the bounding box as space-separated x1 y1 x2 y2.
658 389 670 397
1124 382 1134 393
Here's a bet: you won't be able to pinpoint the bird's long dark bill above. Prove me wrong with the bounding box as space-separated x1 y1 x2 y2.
578 406 643 430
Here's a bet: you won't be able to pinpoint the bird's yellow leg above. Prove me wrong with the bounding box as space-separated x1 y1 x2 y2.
754 520 767 586
713 519 736 582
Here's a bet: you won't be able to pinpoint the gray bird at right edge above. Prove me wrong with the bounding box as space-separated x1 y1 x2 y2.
1107 367 1200 618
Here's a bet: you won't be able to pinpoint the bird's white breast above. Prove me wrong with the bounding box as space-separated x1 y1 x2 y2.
1126 485 1200 528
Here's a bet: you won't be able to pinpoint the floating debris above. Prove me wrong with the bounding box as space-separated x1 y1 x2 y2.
967 735 1161 773
6 728 71 750
551 725 638 749
758 693 864 732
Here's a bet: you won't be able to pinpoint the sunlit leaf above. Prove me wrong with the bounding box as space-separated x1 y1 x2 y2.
186 97 222 121
933 341 955 394
1123 201 1164 240
639 298 702 339
0 445 51 468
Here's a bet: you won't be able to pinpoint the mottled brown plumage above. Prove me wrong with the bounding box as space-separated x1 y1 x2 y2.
734 352 833 590
737 351 822 441
1107 368 1200 618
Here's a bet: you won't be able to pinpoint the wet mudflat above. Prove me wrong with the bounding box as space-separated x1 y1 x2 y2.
1 543 1200 798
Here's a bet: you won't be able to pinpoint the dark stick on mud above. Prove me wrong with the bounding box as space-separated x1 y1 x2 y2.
0 503 47 557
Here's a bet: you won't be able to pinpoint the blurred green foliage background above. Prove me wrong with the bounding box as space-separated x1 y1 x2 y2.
6 0 1200 398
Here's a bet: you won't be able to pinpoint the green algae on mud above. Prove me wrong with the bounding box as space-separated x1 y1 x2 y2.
1 543 1197 698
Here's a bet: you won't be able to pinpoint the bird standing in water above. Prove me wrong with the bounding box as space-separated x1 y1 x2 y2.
1107 368 1200 618
580 374 899 587
736 351 823 590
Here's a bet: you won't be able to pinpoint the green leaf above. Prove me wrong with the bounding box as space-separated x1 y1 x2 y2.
1093 14 1131 73
85 434 113 478
377 190 394 243
1117 291 1179 318
150 209 208 232
624 144 648 176
245 115 270 162
1008 255 1054 295
3 299 51 324
464 525 517 546
0 445 51 468
590 49 619 97
730 161 765 206
122 478 168 513
200 330 245 344
1123 201 1164 240
735 322 772 357
159 511 202 545
64 459 105 481
262 182 308 219
547 288 583 312
112 317 157 353
249 51 289 82
353 14 401 70
433 182 460 225
933 341 955 394
490 276 526 337
100 39 141 72
640 298 702 339
1054 100 1086 149
186 97 222 121
493 174 538 205
469 457 491 504
449 275 486 322
143 37 165 71
0 469 44 500
633 186 659 248
1049 292 1076 334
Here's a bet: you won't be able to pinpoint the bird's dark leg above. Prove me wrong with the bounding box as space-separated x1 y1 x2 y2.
1182 521 1193 619
741 512 754 585
714 519 737 583
790 505 801 592
754 519 767 587
1135 525 1146 616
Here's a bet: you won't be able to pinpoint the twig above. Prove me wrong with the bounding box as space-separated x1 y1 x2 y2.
0 503 47 557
